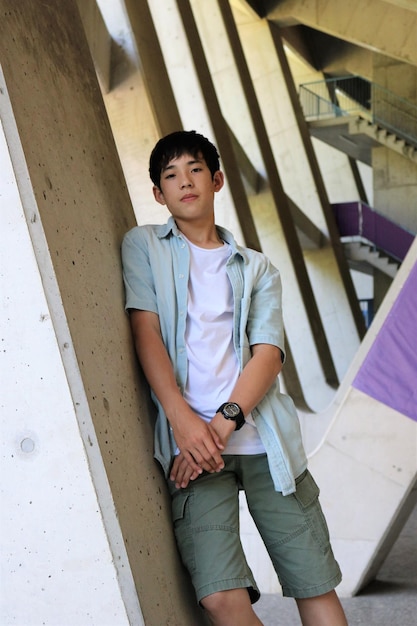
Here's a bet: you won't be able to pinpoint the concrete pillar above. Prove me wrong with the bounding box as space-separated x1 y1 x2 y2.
1 91 140 626
0 1 205 623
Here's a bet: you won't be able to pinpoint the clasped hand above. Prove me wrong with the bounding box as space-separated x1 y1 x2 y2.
170 413 230 489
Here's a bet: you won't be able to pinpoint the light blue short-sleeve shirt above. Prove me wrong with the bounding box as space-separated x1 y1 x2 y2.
122 217 307 495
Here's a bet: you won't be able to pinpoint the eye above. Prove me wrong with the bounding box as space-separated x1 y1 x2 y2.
191 166 202 173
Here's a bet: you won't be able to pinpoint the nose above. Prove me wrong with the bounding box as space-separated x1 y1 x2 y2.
180 175 193 189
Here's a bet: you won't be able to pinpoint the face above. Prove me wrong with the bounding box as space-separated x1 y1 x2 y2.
153 153 224 225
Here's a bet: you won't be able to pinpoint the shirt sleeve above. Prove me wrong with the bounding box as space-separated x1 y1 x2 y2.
121 227 159 314
246 256 286 361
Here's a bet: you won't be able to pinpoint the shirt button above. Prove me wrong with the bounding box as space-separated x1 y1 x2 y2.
179 273 184 279
181 243 186 249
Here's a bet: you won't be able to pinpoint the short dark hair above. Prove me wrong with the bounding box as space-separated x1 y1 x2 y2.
149 130 220 189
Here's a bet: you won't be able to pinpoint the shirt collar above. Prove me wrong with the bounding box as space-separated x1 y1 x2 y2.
158 216 246 261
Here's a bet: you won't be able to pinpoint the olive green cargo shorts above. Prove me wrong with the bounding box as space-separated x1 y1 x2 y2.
170 454 342 604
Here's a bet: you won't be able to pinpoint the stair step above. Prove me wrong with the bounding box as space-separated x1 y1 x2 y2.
342 240 400 278
348 117 417 163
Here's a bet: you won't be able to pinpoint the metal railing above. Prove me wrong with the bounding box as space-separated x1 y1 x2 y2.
299 76 417 147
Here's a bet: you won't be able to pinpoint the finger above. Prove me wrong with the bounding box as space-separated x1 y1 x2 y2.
172 456 199 488
170 454 189 481
189 468 200 481
176 457 191 485
181 449 205 474
178 464 198 489
197 443 225 472
170 455 182 483
172 452 203 483
191 450 219 473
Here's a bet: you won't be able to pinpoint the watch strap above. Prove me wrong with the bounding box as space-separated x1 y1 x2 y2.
216 402 245 431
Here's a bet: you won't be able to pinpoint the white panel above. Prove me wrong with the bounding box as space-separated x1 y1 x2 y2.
0 117 135 624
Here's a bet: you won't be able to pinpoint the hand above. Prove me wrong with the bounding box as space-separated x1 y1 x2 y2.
209 411 237 445
170 413 237 488
171 410 225 477
170 453 202 489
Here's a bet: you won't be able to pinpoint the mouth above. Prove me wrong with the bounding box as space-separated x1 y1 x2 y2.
181 194 198 202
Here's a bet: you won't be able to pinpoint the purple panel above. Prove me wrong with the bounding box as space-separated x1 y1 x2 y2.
332 202 415 261
332 202 360 237
353 261 417 421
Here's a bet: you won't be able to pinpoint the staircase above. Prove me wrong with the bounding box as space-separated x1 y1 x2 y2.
341 240 400 278
349 117 417 164
299 76 417 165
332 201 415 278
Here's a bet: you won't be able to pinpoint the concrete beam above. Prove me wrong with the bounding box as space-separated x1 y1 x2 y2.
217 0 340 387
176 0 262 252
265 0 417 67
0 1 203 623
227 122 327 247
123 0 183 135
76 0 111 92
269 23 367 340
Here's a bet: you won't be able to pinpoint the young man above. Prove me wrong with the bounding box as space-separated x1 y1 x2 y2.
122 130 348 626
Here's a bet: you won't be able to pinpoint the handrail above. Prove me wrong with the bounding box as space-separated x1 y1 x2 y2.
332 201 415 262
300 76 417 148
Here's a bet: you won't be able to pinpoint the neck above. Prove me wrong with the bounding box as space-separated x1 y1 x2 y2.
177 221 223 249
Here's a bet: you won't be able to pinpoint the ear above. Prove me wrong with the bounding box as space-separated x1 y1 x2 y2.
213 170 224 193
153 185 166 206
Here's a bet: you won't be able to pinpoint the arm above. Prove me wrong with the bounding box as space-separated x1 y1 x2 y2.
212 343 283 438
129 309 225 477
172 343 283 488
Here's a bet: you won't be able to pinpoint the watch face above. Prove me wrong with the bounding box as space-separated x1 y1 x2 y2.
224 403 240 418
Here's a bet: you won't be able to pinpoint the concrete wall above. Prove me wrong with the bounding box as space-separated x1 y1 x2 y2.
93 0 417 596
1 111 138 626
0 1 204 624
373 59 417 232
2 0 416 620
107 0 363 412
371 58 417 310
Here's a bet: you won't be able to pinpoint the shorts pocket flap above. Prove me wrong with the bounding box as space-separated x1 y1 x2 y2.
172 492 189 523
294 471 320 509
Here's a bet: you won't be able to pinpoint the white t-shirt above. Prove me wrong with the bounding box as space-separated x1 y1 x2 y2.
183 237 265 454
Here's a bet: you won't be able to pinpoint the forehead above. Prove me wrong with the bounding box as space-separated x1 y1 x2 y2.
162 152 205 171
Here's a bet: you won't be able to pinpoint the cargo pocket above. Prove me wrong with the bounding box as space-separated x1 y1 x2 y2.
172 490 189 526
171 491 196 573
293 470 331 553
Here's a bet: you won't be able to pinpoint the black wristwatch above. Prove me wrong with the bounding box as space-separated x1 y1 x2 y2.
216 402 245 431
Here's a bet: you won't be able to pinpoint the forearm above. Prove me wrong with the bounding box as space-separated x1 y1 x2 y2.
211 343 282 441
131 314 188 424
129 309 224 476
170 343 282 488
229 343 282 415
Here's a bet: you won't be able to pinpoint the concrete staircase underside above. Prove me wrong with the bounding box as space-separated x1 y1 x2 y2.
349 117 417 163
342 239 400 278
308 116 417 165
256 0 417 68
